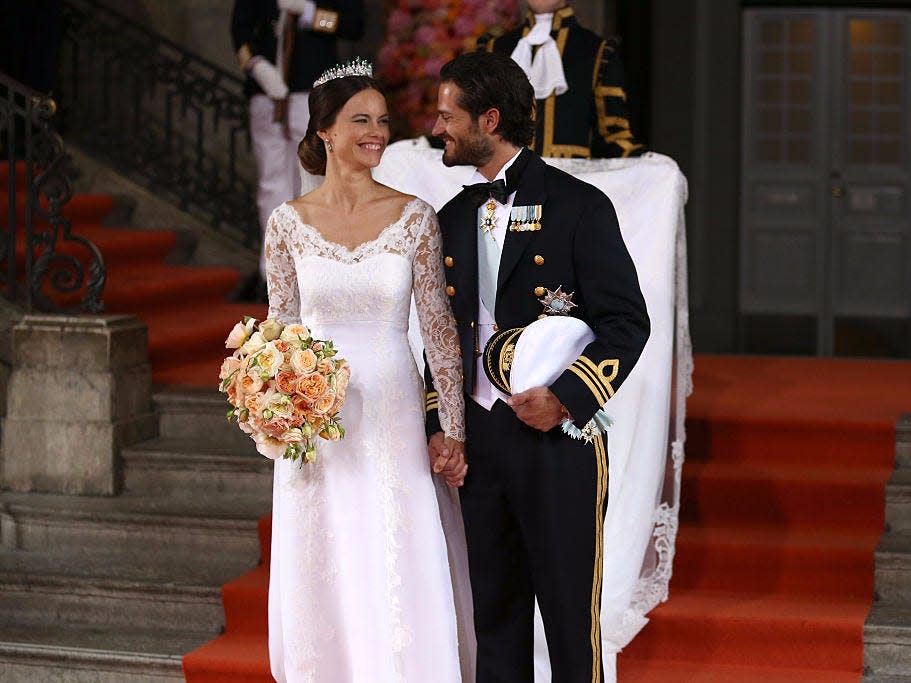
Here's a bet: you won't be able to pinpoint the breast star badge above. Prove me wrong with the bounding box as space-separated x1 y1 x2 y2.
538 286 577 315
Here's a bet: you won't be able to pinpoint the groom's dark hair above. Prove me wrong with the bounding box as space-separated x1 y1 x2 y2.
440 51 535 148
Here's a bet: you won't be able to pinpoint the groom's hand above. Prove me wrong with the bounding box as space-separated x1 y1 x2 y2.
507 387 567 432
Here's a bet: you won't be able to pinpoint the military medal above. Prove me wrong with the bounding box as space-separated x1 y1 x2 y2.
481 198 498 232
508 204 542 231
538 285 577 315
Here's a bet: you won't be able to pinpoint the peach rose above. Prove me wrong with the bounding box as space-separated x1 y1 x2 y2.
262 418 290 438
225 318 255 349
313 390 336 415
280 427 305 443
291 393 311 412
317 358 336 375
280 324 311 343
219 356 241 381
274 340 290 353
298 372 328 400
244 392 264 417
290 348 318 374
335 365 350 394
239 372 264 396
276 371 299 395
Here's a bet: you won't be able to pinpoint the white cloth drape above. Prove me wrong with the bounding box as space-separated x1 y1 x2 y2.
301 138 692 682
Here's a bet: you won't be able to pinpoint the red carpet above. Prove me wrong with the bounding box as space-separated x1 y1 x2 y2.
1 166 266 386
181 355 910 682
4 167 908 680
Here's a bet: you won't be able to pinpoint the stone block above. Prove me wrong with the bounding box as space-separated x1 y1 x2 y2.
1 315 155 495
11 315 148 371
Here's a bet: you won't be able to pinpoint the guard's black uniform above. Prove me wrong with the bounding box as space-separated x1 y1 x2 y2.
424 148 649 682
230 0 364 97
478 7 644 159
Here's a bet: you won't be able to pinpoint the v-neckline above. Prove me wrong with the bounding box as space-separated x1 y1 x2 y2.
284 197 421 255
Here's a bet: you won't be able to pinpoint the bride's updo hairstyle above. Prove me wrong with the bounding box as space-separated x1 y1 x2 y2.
298 75 384 175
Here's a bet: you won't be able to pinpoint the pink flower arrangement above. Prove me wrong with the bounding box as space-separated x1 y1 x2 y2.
219 317 349 463
377 0 519 138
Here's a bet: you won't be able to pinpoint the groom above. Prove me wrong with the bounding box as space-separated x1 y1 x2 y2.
425 51 650 682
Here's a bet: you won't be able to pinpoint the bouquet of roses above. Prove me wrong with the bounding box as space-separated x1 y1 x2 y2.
219 317 349 463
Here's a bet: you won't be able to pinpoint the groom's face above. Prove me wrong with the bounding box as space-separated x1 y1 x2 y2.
433 82 494 168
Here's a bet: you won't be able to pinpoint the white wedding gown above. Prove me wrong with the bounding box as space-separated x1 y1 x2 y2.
263 197 471 683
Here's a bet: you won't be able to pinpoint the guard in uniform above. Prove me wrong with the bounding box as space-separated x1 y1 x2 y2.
231 0 364 278
478 3 644 159
426 51 650 682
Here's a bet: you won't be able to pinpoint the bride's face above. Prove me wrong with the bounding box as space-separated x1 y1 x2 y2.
323 88 390 170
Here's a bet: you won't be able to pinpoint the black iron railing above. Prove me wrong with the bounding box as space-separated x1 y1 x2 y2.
0 72 105 313
58 0 259 246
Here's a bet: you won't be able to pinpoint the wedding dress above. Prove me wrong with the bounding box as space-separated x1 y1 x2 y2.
263 197 470 683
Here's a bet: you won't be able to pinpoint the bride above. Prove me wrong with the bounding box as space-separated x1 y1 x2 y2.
263 60 470 682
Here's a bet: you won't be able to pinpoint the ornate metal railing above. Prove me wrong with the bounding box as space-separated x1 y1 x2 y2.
0 72 105 313
58 0 259 246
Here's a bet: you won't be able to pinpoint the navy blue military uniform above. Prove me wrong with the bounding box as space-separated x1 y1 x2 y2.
425 148 649 682
479 7 644 159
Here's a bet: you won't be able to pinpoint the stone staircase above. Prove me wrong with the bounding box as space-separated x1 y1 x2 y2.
866 414 911 681
0 390 271 682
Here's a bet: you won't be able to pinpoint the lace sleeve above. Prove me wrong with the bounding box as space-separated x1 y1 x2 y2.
263 206 301 324
412 203 465 442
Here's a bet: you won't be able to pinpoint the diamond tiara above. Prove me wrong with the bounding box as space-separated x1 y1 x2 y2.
312 57 374 88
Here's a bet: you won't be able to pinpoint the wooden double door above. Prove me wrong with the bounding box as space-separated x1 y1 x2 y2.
740 8 911 356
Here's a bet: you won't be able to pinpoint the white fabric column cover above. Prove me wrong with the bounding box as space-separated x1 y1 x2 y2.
373 137 693 683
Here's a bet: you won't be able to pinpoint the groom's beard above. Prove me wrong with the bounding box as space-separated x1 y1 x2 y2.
440 126 494 168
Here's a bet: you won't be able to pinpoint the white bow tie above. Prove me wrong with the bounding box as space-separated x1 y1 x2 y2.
509 13 569 100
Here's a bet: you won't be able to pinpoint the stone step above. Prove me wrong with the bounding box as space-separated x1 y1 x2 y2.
0 491 267 577
153 388 250 448
897 414 911 471
866 602 911 676
0 571 222 634
0 548 224 633
877 532 911 604
886 470 911 534
862 677 911 683
0 622 202 682
121 436 271 504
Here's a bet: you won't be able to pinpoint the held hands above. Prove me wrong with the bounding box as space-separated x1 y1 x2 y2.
428 432 468 488
507 386 568 432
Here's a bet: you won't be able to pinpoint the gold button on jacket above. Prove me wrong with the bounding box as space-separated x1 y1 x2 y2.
534 255 545 265
446 285 456 296
534 286 546 297
444 256 454 267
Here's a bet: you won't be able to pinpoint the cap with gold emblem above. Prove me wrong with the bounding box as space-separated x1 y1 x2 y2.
482 316 613 441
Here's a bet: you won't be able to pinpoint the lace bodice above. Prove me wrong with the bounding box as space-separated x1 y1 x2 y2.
263 197 465 442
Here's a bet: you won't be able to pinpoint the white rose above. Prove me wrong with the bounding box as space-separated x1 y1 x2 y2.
256 341 284 376
242 331 266 355
259 319 283 342
253 432 287 460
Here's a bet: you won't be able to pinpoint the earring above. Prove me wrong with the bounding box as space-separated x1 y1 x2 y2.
325 139 333 152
